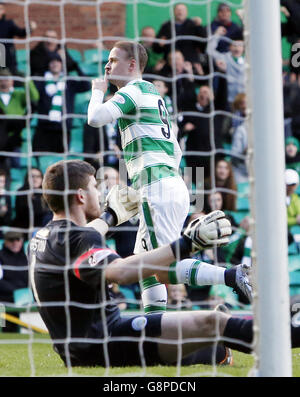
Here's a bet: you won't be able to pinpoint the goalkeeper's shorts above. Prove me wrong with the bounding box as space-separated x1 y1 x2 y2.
134 175 190 253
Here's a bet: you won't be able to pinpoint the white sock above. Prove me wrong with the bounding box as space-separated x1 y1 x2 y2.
169 259 225 286
141 279 167 313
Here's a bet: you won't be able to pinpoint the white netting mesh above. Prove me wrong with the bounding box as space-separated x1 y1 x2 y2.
0 0 294 379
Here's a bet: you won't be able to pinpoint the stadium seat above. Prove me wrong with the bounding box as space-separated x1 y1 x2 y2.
83 48 110 64
237 181 250 195
289 271 300 296
288 255 300 272
223 142 232 151
291 225 300 235
70 128 83 153
30 118 38 128
16 49 27 64
236 196 249 211
74 91 91 115
37 155 64 174
226 210 249 225
10 179 23 192
13 288 34 306
288 242 299 256
72 117 85 129
10 168 26 182
17 62 28 75
19 155 38 169
236 182 250 211
80 63 101 77
67 48 82 63
119 286 140 310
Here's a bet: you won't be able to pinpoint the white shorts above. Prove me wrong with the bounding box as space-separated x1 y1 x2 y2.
134 176 190 253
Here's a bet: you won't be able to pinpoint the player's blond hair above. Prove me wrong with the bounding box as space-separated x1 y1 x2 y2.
114 41 148 73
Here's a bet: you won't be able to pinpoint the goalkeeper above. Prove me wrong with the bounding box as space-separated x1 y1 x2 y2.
29 159 300 368
87 41 191 315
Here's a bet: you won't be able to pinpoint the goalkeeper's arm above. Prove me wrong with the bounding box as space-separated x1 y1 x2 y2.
86 185 139 235
105 210 233 285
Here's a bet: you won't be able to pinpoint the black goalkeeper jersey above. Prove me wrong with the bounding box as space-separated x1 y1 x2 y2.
28 219 121 365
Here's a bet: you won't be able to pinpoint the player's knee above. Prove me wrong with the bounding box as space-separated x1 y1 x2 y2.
196 311 228 336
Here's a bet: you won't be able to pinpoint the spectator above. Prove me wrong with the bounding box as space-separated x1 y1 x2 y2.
0 168 11 234
231 123 248 184
230 94 248 184
201 190 239 269
12 167 52 235
179 76 228 182
167 284 192 310
0 2 37 74
0 230 29 332
283 73 298 137
225 216 252 305
207 27 245 109
152 3 207 67
152 79 173 115
205 158 237 211
285 78 300 141
229 92 247 134
286 136 300 176
30 29 83 77
0 231 29 332
204 191 238 228
286 168 300 228
107 283 127 310
281 0 300 42
158 50 197 112
140 26 164 74
33 53 91 154
229 216 251 267
211 2 243 53
288 37 300 83
0 67 39 167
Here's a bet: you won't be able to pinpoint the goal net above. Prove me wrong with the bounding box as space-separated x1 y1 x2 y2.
0 0 294 379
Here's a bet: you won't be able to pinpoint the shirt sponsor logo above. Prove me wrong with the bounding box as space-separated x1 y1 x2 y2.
113 94 126 104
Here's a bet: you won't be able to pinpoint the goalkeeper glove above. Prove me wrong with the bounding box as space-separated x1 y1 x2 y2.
171 210 232 259
184 210 232 251
100 185 140 227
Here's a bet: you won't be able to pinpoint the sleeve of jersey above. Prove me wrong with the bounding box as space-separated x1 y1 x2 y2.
109 85 138 115
73 248 120 288
87 89 122 128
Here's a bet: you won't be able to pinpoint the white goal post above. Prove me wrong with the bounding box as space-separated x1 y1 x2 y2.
244 0 292 376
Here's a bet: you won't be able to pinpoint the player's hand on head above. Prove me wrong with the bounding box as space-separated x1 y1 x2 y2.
184 210 232 252
105 185 140 226
92 78 108 93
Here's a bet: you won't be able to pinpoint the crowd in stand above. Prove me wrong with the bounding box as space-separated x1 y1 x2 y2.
0 1 300 319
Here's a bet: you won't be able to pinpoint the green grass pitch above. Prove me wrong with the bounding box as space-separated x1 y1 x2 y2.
1 333 300 377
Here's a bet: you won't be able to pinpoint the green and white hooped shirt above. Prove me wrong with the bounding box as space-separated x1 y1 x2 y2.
107 80 182 188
